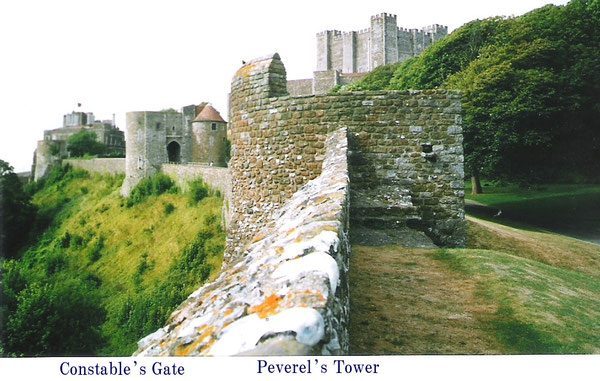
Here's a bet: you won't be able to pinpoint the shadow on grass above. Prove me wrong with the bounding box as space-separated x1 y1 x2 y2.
465 203 547 233
466 191 600 243
487 305 569 354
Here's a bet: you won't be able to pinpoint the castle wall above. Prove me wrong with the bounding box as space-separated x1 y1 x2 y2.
314 13 447 77
345 91 465 247
398 29 415 61
313 70 339 95
316 31 331 71
355 30 370 73
330 32 344 72
160 164 231 202
135 53 465 356
384 14 399 64
229 54 465 255
287 79 313 96
122 111 188 197
369 14 385 69
33 140 64 181
122 112 163 196
342 32 355 74
63 158 125 175
91 126 125 155
135 127 350 356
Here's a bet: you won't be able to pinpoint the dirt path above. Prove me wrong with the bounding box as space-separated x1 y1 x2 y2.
348 246 502 354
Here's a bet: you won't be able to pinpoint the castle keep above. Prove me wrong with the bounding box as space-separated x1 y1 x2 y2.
288 13 447 96
32 111 125 181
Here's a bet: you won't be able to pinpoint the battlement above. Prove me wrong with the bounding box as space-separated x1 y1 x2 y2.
371 12 397 20
316 12 448 75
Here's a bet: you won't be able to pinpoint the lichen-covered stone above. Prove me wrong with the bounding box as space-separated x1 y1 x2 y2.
134 128 350 356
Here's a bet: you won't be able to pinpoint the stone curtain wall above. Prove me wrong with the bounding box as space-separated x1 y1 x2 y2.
63 158 125 175
135 127 350 356
228 54 464 259
344 90 465 247
287 79 313 96
161 164 231 200
134 53 464 356
160 164 232 227
228 54 329 260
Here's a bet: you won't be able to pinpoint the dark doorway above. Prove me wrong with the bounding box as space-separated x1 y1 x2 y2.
167 141 181 163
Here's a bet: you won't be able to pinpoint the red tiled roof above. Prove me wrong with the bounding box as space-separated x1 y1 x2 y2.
193 105 226 123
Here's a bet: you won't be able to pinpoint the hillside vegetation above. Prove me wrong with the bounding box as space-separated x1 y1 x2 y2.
1 165 225 356
342 0 600 186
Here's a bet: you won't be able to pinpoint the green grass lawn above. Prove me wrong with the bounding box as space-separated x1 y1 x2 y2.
465 182 600 243
350 219 600 354
349 182 600 355
432 248 600 354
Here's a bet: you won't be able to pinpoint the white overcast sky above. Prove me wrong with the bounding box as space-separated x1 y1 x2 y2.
0 0 569 172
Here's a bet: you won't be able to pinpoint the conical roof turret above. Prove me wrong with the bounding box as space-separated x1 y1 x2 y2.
193 105 226 123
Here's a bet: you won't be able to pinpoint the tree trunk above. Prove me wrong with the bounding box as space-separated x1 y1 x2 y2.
471 169 483 195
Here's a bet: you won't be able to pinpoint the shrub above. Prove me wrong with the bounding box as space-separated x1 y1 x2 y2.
4 276 106 356
133 253 153 292
163 202 176 215
188 178 210 204
1 160 36 258
126 174 178 207
87 236 105 263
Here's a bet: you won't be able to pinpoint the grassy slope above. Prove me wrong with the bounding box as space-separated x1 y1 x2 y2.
349 219 600 354
27 170 225 355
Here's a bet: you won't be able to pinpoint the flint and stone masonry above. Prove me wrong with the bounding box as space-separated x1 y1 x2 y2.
228 53 465 260
135 53 465 356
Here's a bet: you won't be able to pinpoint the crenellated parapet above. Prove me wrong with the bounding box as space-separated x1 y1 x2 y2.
313 13 448 83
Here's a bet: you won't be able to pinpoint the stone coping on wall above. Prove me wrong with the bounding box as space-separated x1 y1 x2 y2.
134 127 350 356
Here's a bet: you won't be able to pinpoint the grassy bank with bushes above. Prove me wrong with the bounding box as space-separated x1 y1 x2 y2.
1 165 225 356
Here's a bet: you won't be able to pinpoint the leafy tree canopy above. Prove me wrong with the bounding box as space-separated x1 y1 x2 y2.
1 160 36 258
345 0 600 185
67 130 107 157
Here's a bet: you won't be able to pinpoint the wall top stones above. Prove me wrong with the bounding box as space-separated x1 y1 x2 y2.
134 128 351 356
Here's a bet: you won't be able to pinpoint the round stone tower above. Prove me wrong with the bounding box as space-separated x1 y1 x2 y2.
191 104 228 166
121 111 168 197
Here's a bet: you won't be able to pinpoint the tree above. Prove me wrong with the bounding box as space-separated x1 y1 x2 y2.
1 160 36 258
4 276 106 356
345 1 600 184
67 130 107 157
